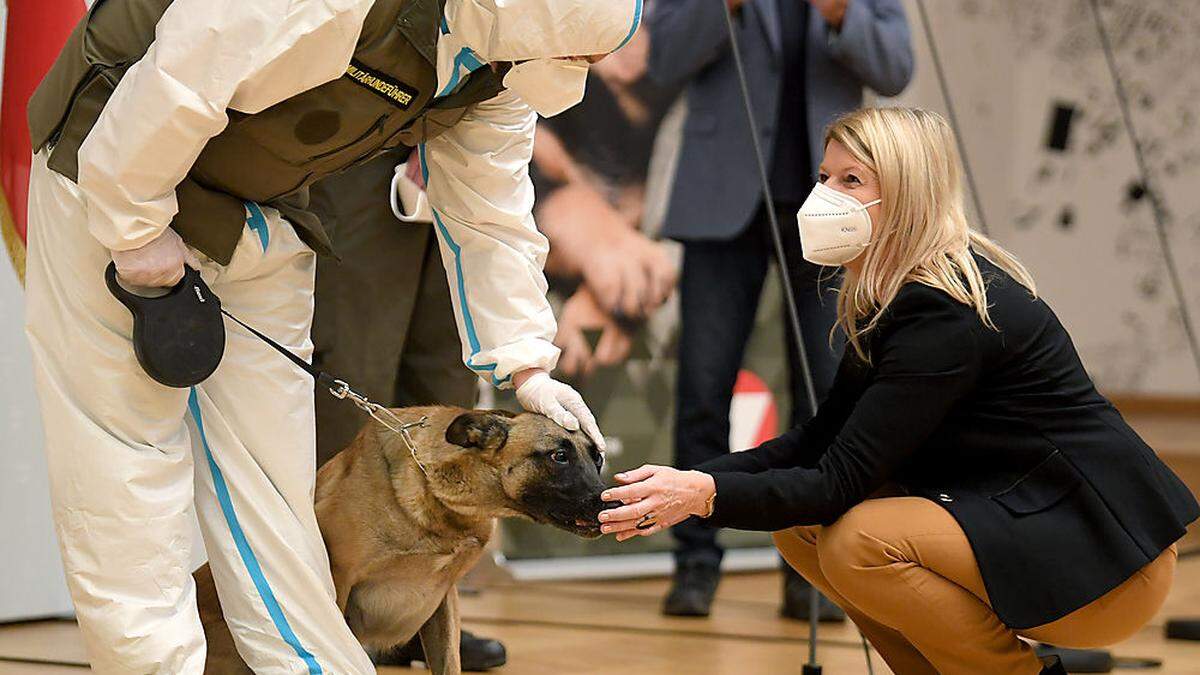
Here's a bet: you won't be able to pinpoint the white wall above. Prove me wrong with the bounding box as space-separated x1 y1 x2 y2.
886 0 1200 396
0 239 71 621
0 4 75 621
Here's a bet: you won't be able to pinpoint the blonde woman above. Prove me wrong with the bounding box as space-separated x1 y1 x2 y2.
598 107 1198 674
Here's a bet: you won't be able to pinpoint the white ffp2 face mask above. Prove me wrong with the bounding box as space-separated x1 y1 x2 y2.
795 182 881 266
503 58 590 117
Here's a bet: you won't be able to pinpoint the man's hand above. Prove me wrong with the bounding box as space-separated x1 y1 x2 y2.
532 128 678 319
514 369 606 452
586 232 677 320
808 0 848 30
110 228 200 288
554 286 634 378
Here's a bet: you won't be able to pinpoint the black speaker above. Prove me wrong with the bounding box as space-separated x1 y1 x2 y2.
1166 618 1200 641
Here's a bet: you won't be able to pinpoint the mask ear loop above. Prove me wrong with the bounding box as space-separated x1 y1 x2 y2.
390 167 429 222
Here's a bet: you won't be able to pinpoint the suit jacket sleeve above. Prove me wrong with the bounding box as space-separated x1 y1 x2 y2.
823 0 914 96
696 356 859 474
704 290 982 530
645 0 735 87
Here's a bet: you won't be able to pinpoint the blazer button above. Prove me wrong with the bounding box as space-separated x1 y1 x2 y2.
938 493 954 503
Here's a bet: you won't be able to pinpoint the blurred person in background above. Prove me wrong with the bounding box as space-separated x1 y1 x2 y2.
647 0 913 618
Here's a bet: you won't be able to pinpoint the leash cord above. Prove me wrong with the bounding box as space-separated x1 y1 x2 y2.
219 308 431 474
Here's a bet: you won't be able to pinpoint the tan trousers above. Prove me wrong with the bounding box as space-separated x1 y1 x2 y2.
774 497 1176 675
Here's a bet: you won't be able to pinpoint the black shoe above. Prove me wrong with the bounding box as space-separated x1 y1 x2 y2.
780 567 845 622
374 629 507 671
1034 644 1115 673
1039 655 1067 675
663 559 721 617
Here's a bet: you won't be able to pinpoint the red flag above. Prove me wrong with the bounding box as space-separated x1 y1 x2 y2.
1 0 86 281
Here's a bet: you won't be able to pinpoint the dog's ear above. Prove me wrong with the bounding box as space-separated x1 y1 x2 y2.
445 411 511 451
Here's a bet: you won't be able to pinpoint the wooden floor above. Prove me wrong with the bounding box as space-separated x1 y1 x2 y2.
2 559 1200 674
3 408 1199 674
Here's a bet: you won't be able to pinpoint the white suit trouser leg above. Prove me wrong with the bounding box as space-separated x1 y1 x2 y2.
24 152 375 675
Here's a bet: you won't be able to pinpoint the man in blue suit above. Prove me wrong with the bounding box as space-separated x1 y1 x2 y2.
647 0 913 617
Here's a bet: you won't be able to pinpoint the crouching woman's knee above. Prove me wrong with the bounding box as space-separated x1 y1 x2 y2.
772 525 821 576
812 508 893 603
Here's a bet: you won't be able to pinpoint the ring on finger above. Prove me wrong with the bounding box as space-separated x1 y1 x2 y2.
636 513 657 530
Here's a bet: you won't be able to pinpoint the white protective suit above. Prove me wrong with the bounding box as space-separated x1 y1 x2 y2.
23 0 641 672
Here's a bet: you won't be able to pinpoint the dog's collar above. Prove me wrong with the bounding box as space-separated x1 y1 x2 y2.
381 411 432 478
396 416 432 478
329 378 432 476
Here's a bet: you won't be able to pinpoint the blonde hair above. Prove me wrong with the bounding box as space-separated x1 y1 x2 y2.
824 107 1036 361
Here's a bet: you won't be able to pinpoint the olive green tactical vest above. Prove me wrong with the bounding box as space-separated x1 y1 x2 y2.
28 0 505 263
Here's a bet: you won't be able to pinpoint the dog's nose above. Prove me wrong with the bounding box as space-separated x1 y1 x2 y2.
590 490 622 515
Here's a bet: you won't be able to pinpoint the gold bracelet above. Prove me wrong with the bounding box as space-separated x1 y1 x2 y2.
701 486 717 519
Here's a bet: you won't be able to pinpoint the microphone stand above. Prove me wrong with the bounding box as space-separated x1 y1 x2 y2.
718 2 872 672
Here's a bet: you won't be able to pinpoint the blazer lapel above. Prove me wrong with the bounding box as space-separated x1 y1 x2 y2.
751 0 782 59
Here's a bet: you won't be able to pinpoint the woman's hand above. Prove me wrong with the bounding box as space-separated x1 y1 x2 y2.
598 465 715 541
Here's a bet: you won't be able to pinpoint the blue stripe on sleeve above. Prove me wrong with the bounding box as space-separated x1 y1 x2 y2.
417 143 512 388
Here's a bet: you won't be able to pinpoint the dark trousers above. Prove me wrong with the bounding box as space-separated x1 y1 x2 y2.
672 201 842 566
309 148 477 467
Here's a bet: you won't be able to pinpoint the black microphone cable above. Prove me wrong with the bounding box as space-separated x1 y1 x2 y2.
1088 0 1200 382
717 2 873 673
914 0 991 237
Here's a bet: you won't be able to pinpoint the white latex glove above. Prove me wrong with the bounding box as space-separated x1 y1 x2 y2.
515 371 607 453
110 227 200 288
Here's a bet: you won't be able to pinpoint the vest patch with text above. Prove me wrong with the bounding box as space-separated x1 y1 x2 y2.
344 59 419 108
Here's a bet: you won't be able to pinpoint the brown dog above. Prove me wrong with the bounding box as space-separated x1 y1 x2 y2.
197 406 610 674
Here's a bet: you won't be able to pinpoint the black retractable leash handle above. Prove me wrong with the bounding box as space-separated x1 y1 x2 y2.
105 262 429 456
105 262 225 388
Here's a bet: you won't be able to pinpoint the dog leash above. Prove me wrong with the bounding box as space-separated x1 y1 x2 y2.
219 309 432 475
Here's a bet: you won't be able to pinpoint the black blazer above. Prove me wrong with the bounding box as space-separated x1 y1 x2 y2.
698 254 1199 628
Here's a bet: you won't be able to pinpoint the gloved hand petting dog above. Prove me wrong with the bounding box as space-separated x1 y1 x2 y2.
514 369 607 453
196 407 614 675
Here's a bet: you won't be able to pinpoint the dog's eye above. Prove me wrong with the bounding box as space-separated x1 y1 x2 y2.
550 449 571 464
